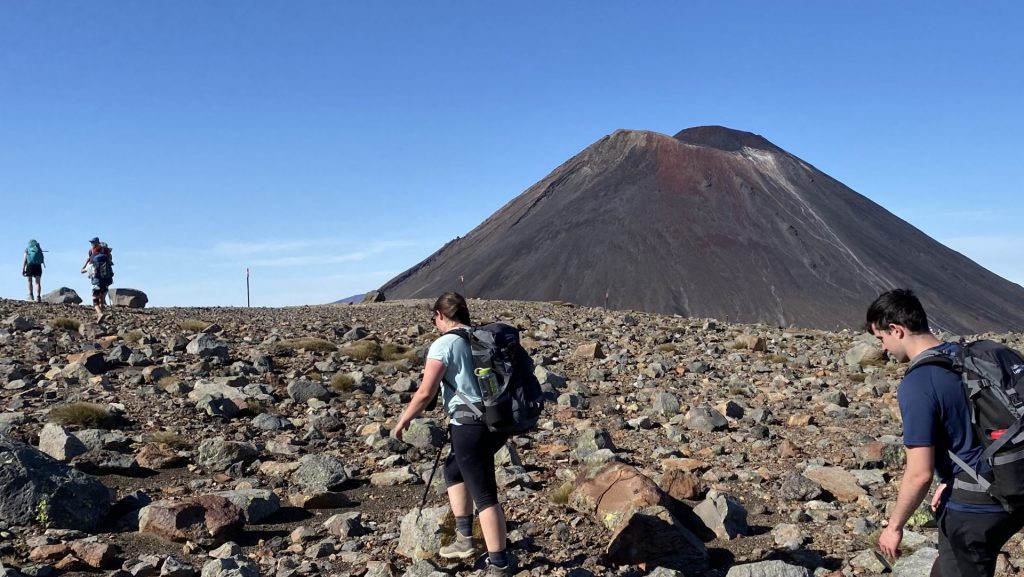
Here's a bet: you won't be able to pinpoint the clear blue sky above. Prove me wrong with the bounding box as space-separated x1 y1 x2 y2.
2 2 1021 306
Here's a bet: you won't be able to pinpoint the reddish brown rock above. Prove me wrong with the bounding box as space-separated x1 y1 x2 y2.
574 342 605 359
54 554 86 571
660 467 706 501
779 439 800 458
803 466 867 502
135 443 187 469
138 495 244 543
70 541 121 568
569 462 668 530
29 543 70 562
289 491 352 509
606 505 709 571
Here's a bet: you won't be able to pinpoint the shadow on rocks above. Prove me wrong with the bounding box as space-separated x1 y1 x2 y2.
662 495 716 542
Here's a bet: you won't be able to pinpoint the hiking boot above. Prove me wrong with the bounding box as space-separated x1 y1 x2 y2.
484 559 514 577
36 296 41 303
438 533 475 560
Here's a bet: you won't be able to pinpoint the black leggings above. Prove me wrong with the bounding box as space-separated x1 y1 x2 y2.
443 423 509 510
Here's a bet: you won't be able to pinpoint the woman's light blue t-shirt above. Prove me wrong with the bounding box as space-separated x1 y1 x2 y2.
427 332 480 420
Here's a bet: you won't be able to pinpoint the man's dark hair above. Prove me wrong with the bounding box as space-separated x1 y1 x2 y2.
433 292 471 326
865 289 930 333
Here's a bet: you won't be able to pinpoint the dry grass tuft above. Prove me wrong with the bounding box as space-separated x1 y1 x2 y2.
144 431 190 449
50 318 81 331
549 482 575 504
381 343 417 363
331 373 356 392
341 340 382 361
49 402 115 429
179 319 212 332
278 337 337 353
125 330 144 344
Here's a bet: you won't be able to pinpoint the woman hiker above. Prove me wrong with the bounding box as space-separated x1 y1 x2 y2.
392 292 515 576
22 239 44 302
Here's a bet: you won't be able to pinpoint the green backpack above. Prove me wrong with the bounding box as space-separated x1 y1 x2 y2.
26 241 44 266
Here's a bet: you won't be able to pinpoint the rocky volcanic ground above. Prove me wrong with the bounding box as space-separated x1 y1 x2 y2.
1 297 1023 577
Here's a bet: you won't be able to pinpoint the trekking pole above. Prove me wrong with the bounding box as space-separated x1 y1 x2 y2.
417 428 450 519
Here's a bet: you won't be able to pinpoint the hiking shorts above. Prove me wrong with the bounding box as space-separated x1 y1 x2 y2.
443 422 509 511
92 285 108 305
938 506 1024 576
23 264 42 278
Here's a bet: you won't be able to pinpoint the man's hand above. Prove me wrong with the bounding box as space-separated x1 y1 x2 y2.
879 525 903 560
930 483 948 512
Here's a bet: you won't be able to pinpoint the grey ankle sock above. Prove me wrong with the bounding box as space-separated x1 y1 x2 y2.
488 549 509 567
455 515 473 537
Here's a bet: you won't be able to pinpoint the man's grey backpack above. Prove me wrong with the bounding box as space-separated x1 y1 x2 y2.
446 323 545 434
909 340 1024 511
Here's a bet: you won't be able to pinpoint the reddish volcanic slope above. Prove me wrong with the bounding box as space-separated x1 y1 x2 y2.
379 126 1024 333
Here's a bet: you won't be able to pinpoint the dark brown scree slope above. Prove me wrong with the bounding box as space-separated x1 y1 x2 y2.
380 126 1024 333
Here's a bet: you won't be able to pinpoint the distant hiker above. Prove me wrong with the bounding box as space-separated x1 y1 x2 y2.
22 239 44 302
392 292 515 576
867 289 1024 576
81 237 114 322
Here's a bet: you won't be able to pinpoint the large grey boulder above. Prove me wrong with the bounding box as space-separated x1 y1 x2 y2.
893 547 939 577
396 505 450 561
287 379 331 404
725 560 811 577
291 454 349 492
0 438 111 530
42 287 83 305
402 419 446 450
361 291 386 303
197 438 259 472
110 288 149 308
694 490 749 540
38 423 88 462
187 334 229 360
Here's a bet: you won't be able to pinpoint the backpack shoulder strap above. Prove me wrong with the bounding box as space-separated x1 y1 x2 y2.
906 347 959 375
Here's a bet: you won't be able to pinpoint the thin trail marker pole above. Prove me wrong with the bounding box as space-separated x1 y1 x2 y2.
246 268 251 308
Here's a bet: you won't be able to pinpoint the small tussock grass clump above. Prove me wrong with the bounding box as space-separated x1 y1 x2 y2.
157 376 180 390
179 319 212 332
50 318 81 331
656 343 678 353
49 402 115 429
549 482 575 504
381 343 417 363
144 430 190 449
245 399 268 415
278 337 337 353
341 340 382 361
768 354 789 364
848 373 868 383
124 330 144 344
331 373 356 392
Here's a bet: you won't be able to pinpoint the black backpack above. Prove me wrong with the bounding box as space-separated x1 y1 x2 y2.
908 340 1024 511
91 254 113 286
446 323 545 434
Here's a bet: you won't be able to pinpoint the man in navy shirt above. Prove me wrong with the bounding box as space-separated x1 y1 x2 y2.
867 289 1024 576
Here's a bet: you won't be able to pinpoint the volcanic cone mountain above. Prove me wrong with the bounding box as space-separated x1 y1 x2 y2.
381 126 1024 333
